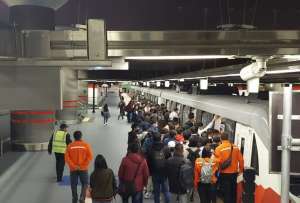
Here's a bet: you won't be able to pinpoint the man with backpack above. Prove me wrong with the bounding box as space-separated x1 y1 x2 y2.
147 132 171 203
194 148 219 203
215 132 244 203
186 136 201 202
166 143 190 203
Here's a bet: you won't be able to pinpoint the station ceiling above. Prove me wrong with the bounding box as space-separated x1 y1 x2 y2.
1 0 300 82
1 0 300 29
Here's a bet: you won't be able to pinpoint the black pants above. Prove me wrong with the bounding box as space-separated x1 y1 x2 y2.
55 153 65 181
197 183 217 203
70 170 89 203
220 173 238 203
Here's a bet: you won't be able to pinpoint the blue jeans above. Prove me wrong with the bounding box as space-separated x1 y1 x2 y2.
127 112 133 123
122 191 143 203
70 170 89 203
152 175 170 203
92 201 111 203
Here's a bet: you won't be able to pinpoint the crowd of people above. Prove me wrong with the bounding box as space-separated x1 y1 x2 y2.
118 94 244 203
48 92 244 203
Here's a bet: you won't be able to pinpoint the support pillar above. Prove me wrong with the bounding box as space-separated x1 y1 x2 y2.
281 85 292 203
92 83 96 113
11 110 55 151
56 69 79 124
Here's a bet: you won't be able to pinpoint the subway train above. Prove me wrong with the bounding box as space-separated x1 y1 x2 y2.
128 86 300 203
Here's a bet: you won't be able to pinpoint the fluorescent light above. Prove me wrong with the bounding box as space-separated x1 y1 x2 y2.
179 79 185 82
125 55 234 60
282 55 300 60
209 74 240 78
266 69 300 74
81 80 97 82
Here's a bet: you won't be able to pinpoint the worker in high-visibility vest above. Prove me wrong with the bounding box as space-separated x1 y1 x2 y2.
48 123 72 182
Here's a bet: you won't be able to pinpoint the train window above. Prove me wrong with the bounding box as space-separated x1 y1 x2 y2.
251 134 259 175
196 110 203 123
182 106 190 124
222 118 236 143
240 137 245 155
201 112 214 126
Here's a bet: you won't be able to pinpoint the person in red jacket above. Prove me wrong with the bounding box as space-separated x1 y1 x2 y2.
118 142 149 203
65 131 93 203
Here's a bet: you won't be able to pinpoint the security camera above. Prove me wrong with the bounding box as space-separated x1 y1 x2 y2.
240 57 267 93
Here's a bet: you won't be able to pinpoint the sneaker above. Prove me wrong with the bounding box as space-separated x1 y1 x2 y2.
144 192 152 199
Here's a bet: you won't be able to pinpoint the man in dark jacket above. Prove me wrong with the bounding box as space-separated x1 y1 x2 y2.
118 142 149 203
48 123 72 182
147 132 171 203
183 113 195 130
166 143 188 203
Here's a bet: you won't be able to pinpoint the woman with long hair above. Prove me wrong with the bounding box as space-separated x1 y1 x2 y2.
90 154 117 203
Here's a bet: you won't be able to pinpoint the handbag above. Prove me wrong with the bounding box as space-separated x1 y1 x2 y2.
220 144 233 170
118 160 142 197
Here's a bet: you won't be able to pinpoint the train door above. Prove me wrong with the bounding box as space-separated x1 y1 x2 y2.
235 123 254 167
171 101 176 111
182 106 191 124
158 97 164 105
177 103 183 123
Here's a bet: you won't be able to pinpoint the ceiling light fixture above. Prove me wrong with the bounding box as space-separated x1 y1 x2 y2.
282 55 300 60
266 69 300 74
125 55 235 60
81 79 97 82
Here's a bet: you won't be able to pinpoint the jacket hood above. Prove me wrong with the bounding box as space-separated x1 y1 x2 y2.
127 153 144 164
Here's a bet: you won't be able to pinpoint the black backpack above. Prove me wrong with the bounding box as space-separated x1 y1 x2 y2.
187 148 200 167
179 161 194 190
150 148 166 171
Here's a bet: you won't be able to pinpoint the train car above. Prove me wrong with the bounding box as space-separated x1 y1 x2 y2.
130 86 300 203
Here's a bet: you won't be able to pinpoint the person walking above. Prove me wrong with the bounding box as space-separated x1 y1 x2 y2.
48 123 72 182
125 100 134 123
166 143 188 203
194 148 219 203
147 132 171 203
102 104 110 125
118 96 126 120
65 131 93 203
215 132 244 203
90 154 117 203
118 142 149 203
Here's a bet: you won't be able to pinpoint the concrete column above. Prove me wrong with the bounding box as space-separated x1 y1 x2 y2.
1 0 69 151
56 69 79 124
78 80 88 116
3 0 68 30
11 110 55 151
0 67 62 151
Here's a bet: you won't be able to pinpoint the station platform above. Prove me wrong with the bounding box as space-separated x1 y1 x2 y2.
0 91 131 203
0 91 202 203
